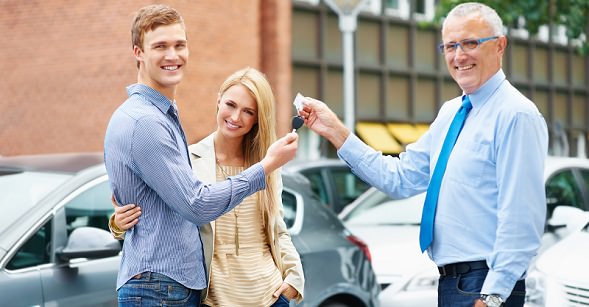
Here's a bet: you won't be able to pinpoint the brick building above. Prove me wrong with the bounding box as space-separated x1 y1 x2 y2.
3 0 588 158
0 0 292 155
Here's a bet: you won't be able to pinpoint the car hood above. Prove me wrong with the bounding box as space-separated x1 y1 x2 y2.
345 224 435 279
536 229 589 283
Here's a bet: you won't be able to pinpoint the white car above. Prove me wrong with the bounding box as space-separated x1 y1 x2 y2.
339 156 589 306
525 216 589 307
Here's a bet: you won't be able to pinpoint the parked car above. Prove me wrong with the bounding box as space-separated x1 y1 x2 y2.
285 159 371 214
338 156 589 306
0 153 380 307
525 214 589 307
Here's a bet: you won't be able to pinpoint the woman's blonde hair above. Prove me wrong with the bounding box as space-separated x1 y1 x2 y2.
218 67 280 218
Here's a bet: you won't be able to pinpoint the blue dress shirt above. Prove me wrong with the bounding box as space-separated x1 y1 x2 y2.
338 70 548 300
104 84 266 290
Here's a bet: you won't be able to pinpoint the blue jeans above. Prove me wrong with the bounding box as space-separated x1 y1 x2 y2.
118 271 201 307
270 294 291 307
438 267 526 307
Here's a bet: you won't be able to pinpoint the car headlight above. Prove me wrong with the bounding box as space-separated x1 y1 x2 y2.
403 270 439 292
525 269 546 307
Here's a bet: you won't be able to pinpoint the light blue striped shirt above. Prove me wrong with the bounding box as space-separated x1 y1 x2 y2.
104 84 266 290
338 70 548 300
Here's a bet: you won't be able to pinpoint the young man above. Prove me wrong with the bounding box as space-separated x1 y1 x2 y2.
104 5 298 306
299 2 547 307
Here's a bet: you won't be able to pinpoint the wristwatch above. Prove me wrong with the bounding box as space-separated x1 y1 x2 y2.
480 294 503 307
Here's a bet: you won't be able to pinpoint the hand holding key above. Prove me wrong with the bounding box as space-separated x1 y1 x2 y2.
292 115 304 133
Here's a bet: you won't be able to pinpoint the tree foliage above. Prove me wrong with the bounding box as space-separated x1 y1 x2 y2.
434 0 589 54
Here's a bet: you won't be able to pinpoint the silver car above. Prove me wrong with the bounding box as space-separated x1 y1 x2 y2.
339 156 589 306
0 153 379 307
285 159 371 214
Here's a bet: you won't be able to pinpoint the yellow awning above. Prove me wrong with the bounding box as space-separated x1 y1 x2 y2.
414 124 430 138
387 123 423 144
356 122 403 154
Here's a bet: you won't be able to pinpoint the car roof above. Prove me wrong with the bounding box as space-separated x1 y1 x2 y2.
0 152 104 174
545 156 589 178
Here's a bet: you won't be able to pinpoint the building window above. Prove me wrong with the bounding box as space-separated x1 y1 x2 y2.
386 75 409 120
385 0 409 18
412 0 434 21
532 47 549 84
357 72 381 119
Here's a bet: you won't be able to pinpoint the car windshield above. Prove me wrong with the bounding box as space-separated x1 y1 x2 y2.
343 190 425 226
0 171 71 234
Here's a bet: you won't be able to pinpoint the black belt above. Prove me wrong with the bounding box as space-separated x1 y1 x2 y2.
438 260 488 276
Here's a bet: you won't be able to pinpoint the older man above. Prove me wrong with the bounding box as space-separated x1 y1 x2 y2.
298 2 548 307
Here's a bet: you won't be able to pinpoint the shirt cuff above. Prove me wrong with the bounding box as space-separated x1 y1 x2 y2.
481 269 518 301
241 163 267 192
337 133 369 167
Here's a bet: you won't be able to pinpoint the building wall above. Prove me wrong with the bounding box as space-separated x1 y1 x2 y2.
0 0 292 155
291 1 589 158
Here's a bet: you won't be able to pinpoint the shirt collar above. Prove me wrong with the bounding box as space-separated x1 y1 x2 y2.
127 83 175 115
465 69 506 109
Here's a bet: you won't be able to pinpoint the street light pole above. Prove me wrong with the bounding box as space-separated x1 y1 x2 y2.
323 0 369 132
341 15 356 132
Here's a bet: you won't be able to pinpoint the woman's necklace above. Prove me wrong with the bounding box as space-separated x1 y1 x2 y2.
216 158 241 256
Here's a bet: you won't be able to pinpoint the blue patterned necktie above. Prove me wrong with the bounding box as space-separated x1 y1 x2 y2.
419 95 473 252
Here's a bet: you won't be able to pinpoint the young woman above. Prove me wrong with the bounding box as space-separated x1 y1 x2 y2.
109 67 304 307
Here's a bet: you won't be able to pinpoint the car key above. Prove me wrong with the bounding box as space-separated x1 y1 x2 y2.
292 115 304 132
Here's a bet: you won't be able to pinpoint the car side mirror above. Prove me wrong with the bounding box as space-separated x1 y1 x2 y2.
546 206 589 235
56 226 121 262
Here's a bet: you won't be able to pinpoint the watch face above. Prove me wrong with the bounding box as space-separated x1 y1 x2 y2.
484 295 503 307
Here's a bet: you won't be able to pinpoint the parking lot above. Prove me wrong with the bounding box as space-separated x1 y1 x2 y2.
1 153 589 306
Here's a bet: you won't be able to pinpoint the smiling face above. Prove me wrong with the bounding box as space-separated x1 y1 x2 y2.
442 14 506 94
134 22 188 100
216 84 258 140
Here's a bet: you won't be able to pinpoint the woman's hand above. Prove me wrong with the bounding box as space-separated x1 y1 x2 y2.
273 282 298 301
111 195 141 231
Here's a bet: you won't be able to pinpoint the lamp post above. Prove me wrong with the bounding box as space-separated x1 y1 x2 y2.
323 0 369 132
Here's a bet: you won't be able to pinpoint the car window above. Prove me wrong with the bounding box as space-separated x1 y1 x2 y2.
301 171 328 206
65 180 114 234
545 169 584 218
6 179 115 271
580 169 589 199
0 171 71 234
6 220 52 270
332 169 370 206
282 191 297 229
345 191 424 225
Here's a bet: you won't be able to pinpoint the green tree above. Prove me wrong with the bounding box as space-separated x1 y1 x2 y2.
434 0 589 54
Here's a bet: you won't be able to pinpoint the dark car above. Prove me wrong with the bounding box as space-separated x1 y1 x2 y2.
0 153 379 307
285 159 371 214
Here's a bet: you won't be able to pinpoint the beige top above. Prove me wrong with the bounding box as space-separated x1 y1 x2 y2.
203 165 283 307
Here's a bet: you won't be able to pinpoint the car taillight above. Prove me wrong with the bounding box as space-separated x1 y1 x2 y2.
347 234 372 262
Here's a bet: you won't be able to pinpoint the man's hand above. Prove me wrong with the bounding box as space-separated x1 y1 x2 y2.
474 298 487 307
111 196 141 231
273 282 298 301
261 132 298 174
298 97 350 149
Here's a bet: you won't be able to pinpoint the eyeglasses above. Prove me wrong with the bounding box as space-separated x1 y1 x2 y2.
437 36 499 54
